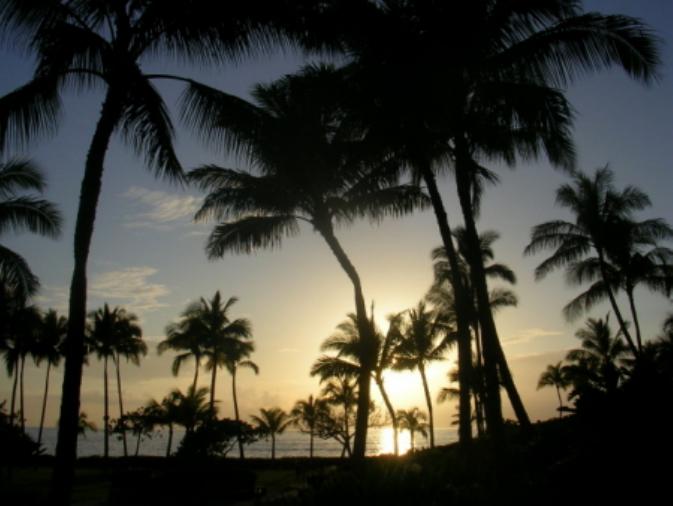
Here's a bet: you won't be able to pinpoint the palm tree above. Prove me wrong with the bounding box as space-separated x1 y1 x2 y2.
113 322 146 457
158 314 207 390
319 376 358 457
88 304 141 459
251 407 292 460
331 0 659 444
394 302 451 448
33 309 67 446
0 160 62 298
311 310 404 454
185 65 428 458
537 362 570 417
77 412 97 438
396 407 428 453
526 168 672 356
291 395 329 458
169 385 212 436
225 342 258 459
192 293 252 412
0 3 292 496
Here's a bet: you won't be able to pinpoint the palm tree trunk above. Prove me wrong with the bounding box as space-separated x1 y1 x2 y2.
135 432 141 457
232 370 245 459
473 323 486 437
52 87 124 505
410 430 415 452
376 377 398 455
318 221 373 459
626 286 643 353
38 362 52 446
597 251 639 357
103 355 109 459
114 353 128 457
419 162 473 445
419 364 434 448
19 354 26 433
209 365 217 413
309 427 314 458
166 423 173 457
271 434 276 459
9 360 18 427
193 356 199 390
555 385 563 418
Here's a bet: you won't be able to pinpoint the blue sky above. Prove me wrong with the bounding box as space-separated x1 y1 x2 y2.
1 0 672 430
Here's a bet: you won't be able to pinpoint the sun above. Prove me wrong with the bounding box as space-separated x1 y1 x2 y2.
379 370 421 406
378 426 412 455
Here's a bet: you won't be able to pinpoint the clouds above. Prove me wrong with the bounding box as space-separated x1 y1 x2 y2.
122 186 200 230
503 327 564 346
89 266 169 312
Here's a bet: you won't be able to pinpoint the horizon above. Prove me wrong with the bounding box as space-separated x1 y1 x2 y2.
1 0 672 433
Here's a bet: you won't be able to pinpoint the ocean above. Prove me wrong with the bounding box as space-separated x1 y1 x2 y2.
27 426 458 458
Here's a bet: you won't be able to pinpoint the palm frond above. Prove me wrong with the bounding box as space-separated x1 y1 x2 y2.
205 215 299 257
0 196 62 237
0 243 39 297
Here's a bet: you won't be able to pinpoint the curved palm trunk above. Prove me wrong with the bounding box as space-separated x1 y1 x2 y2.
166 423 174 457
375 376 398 455
454 150 531 437
232 369 245 459
418 364 434 448
38 362 52 446
103 355 109 459
114 353 128 457
318 221 373 459
19 354 26 433
419 162 473 445
596 251 639 357
626 286 643 353
9 361 18 426
53 88 124 505
209 365 217 413
193 355 200 390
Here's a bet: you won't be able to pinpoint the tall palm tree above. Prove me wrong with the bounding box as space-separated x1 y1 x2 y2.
191 293 252 412
327 0 659 444
158 313 207 390
537 362 570 418
88 304 141 459
251 407 292 460
526 168 672 356
185 65 428 458
394 302 451 448
33 309 67 446
225 341 258 459
311 310 404 455
113 322 146 457
0 160 62 298
0 3 292 497
291 394 330 459
396 407 428 453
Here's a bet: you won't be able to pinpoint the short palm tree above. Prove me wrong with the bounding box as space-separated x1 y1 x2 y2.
319 376 358 457
291 394 330 459
537 362 570 417
0 160 62 298
169 385 212 436
251 407 292 460
33 309 67 445
225 342 258 459
394 302 451 448
526 167 672 358
186 64 428 458
88 304 141 459
396 407 428 453
158 314 207 390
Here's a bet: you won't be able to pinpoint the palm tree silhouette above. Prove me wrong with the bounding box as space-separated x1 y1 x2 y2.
77 412 97 438
526 167 672 356
394 302 451 448
186 65 428 458
158 313 206 391
291 394 330 458
225 342 258 459
319 376 358 457
88 304 141 458
251 407 292 460
331 0 659 444
311 310 404 454
33 309 67 446
169 385 213 436
0 3 291 495
537 362 570 418
396 407 428 453
0 160 62 298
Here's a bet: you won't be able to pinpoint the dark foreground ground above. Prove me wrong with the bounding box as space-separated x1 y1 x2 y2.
2 417 670 506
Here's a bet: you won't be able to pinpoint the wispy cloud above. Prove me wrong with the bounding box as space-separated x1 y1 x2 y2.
89 266 170 313
122 186 200 229
503 327 564 346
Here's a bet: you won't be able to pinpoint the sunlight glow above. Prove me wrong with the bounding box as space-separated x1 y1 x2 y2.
379 426 411 455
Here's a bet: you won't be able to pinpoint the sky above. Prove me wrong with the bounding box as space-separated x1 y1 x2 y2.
1 0 672 432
